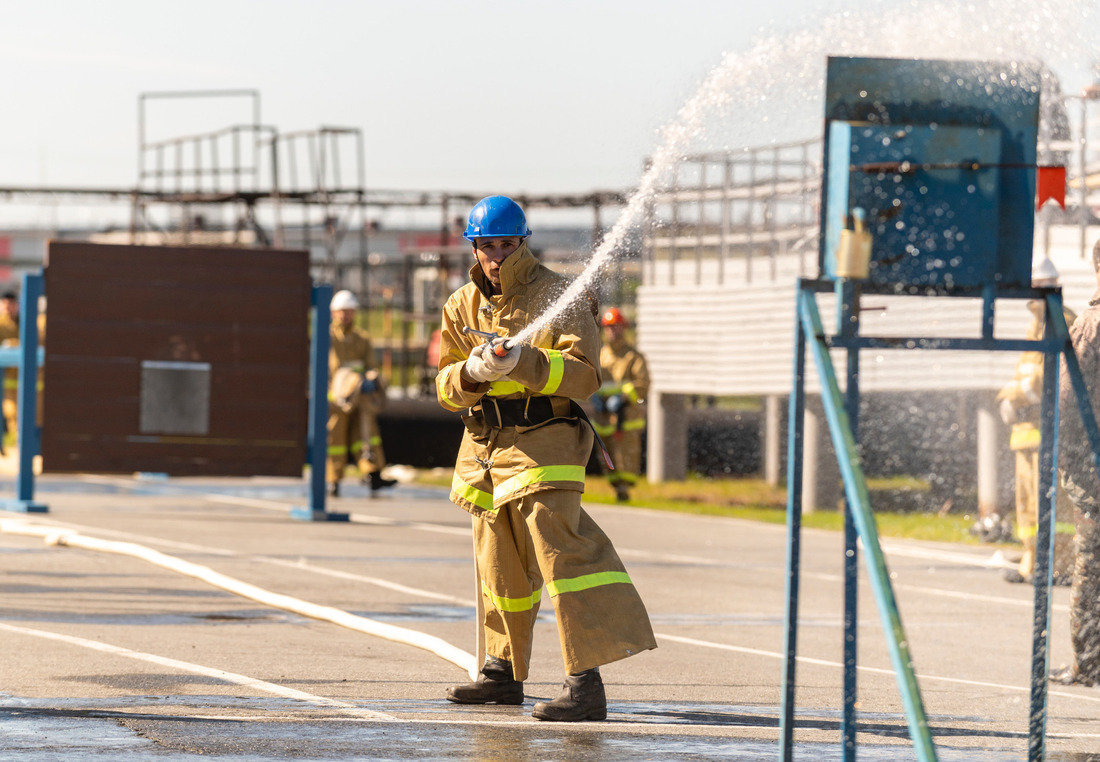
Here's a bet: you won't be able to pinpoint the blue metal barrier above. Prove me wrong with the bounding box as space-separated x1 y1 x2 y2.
780 279 1098 762
290 283 347 522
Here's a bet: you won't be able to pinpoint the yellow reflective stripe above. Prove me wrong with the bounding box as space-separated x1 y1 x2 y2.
1011 428 1041 449
350 441 365 454
546 571 632 597
369 435 382 446
481 578 541 613
3 379 17 389
622 381 638 403
540 350 564 395
451 472 494 511
593 423 615 437
1020 522 1076 538
435 365 457 409
494 465 586 501
328 445 347 456
622 419 646 431
487 379 526 396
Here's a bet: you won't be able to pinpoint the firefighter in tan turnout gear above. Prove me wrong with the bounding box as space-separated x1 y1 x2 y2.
996 257 1076 584
327 290 395 496
436 196 656 722
1052 236 1100 687
0 292 19 441
593 307 650 502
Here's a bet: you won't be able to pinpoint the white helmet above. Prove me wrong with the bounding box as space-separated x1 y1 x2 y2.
330 289 359 311
1032 257 1060 287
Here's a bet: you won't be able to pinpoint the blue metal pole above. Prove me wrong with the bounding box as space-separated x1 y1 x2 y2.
290 283 346 522
1027 295 1061 761
838 280 861 761
779 280 809 762
800 291 938 762
0 272 47 513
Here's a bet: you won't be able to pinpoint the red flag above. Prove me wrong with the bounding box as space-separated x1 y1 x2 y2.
1037 166 1067 210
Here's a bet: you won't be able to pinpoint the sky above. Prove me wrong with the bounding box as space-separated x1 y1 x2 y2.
1 0 1098 228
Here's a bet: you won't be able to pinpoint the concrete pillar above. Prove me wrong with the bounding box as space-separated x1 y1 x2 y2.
763 394 783 487
802 399 841 514
647 390 688 483
976 396 1001 520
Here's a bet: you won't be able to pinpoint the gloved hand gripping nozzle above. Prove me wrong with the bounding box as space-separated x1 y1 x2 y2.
462 326 516 358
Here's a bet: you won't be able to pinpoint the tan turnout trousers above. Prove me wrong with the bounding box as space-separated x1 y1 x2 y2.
475 488 656 682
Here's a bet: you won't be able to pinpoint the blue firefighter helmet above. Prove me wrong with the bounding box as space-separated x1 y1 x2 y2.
462 196 531 241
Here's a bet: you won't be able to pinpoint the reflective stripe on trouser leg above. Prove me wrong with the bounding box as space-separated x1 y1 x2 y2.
474 499 543 682
1019 449 1078 576
517 490 656 675
357 406 385 475
326 406 356 482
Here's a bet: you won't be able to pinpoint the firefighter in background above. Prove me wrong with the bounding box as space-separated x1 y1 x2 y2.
1052 235 1100 686
0 292 45 448
996 257 1076 584
327 289 396 496
436 195 655 722
0 292 18 442
592 307 649 502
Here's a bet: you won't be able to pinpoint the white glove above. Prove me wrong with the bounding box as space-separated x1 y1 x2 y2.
482 340 521 377
999 398 1018 425
1020 375 1041 405
462 343 503 384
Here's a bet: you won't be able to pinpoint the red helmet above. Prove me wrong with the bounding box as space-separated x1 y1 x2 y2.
600 307 629 327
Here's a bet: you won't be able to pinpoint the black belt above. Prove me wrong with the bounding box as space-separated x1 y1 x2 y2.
475 396 566 428
471 396 616 471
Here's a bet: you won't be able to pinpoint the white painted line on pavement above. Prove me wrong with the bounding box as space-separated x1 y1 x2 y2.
202 493 472 537
877 540 1014 569
655 633 1100 705
256 555 475 607
0 621 396 721
1 520 477 678
1 516 474 607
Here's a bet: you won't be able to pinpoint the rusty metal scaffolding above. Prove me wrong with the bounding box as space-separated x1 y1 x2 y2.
122 89 630 297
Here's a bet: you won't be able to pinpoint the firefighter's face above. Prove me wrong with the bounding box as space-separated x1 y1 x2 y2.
473 237 521 292
333 308 356 328
603 323 627 343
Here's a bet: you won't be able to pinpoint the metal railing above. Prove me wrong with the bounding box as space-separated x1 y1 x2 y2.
644 99 1100 289
642 139 822 287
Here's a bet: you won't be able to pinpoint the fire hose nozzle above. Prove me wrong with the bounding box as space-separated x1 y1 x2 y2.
462 326 515 357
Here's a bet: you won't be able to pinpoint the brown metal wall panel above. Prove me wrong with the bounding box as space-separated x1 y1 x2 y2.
41 242 311 477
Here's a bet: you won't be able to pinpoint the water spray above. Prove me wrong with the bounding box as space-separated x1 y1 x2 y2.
496 0 1097 346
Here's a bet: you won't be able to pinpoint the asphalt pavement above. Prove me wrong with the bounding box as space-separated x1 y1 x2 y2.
2 473 1099 761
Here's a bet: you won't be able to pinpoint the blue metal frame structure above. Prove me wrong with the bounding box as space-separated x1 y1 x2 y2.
0 271 46 514
779 279 1100 762
291 283 348 522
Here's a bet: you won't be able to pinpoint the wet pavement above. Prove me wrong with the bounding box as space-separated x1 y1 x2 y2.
2 473 1100 760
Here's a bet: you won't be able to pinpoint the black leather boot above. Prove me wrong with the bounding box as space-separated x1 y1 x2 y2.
531 667 606 721
446 657 524 705
368 471 397 491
